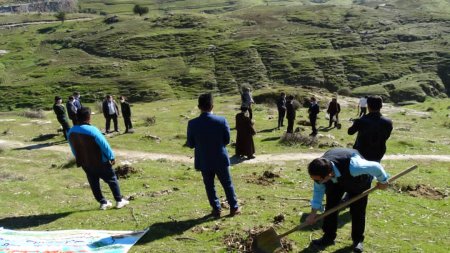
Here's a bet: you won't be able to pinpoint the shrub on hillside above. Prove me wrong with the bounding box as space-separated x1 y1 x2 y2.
337 87 352 96
104 16 119 24
133 5 149 16
23 109 45 119
390 85 426 103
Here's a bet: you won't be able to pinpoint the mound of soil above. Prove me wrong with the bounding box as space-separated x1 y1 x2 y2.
394 184 447 200
246 171 280 186
114 165 141 179
223 227 293 252
273 214 285 224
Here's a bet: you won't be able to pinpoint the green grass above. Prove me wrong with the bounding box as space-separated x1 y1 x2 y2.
0 145 448 252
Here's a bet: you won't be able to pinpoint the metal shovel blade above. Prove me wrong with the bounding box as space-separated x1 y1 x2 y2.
254 227 282 253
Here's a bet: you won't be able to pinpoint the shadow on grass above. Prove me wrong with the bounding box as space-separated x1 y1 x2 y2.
137 214 213 245
230 154 246 165
258 127 278 133
0 212 74 229
317 126 334 132
13 140 67 151
299 244 353 253
31 133 59 142
298 211 353 253
261 136 280 142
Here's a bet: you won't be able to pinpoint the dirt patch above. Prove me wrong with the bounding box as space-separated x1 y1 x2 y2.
0 172 26 182
279 133 318 147
114 165 141 179
394 184 447 200
223 226 294 252
273 214 285 224
246 171 280 185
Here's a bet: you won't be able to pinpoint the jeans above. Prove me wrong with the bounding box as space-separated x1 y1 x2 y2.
201 167 238 211
82 163 122 204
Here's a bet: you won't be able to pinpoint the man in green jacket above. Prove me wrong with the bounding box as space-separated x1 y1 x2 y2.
53 96 71 140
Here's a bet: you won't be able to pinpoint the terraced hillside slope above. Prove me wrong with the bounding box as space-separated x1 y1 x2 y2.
0 0 449 110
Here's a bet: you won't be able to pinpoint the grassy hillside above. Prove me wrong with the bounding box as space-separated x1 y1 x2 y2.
0 0 449 110
0 96 449 252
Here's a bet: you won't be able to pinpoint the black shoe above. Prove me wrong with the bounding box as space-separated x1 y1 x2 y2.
353 242 363 252
211 209 221 218
312 237 335 247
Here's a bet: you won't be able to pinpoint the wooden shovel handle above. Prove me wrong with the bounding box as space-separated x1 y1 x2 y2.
278 165 418 239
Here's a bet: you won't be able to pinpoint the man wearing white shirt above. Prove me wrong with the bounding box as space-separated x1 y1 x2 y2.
102 95 120 133
357 96 368 118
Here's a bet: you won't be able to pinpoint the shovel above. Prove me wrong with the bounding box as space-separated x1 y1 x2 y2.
254 164 418 253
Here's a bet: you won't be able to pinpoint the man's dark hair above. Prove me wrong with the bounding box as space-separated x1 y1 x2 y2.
73 92 80 96
367 95 383 111
240 106 248 112
281 92 286 96
77 107 91 123
310 96 316 102
198 93 213 111
308 158 332 177
106 94 112 99
287 95 294 100
68 96 74 100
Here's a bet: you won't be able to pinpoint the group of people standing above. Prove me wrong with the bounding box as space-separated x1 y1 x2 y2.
276 93 323 136
52 93 134 140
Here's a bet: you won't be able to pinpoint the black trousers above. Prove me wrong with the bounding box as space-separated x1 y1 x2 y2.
105 114 118 132
278 109 286 128
359 107 367 118
57 118 71 140
310 116 317 135
328 113 339 127
82 163 122 204
323 181 371 243
123 116 133 131
287 118 294 133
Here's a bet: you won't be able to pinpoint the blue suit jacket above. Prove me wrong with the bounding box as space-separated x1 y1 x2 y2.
187 112 230 171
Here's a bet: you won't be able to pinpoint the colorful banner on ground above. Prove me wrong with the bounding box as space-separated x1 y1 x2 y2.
0 227 148 253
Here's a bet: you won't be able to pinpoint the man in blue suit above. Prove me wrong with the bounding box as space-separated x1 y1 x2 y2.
187 93 240 218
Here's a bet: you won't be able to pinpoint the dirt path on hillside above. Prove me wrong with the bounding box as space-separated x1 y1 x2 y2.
1 139 450 164
0 17 93 29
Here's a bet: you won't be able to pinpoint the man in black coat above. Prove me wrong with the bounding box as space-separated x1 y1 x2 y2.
327 97 341 128
305 148 389 253
285 95 296 133
308 96 320 136
102 95 120 133
276 92 287 129
119 96 133 133
348 96 393 162
53 96 71 140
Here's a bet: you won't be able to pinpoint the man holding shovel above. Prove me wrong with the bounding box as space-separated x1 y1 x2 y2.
305 148 389 252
